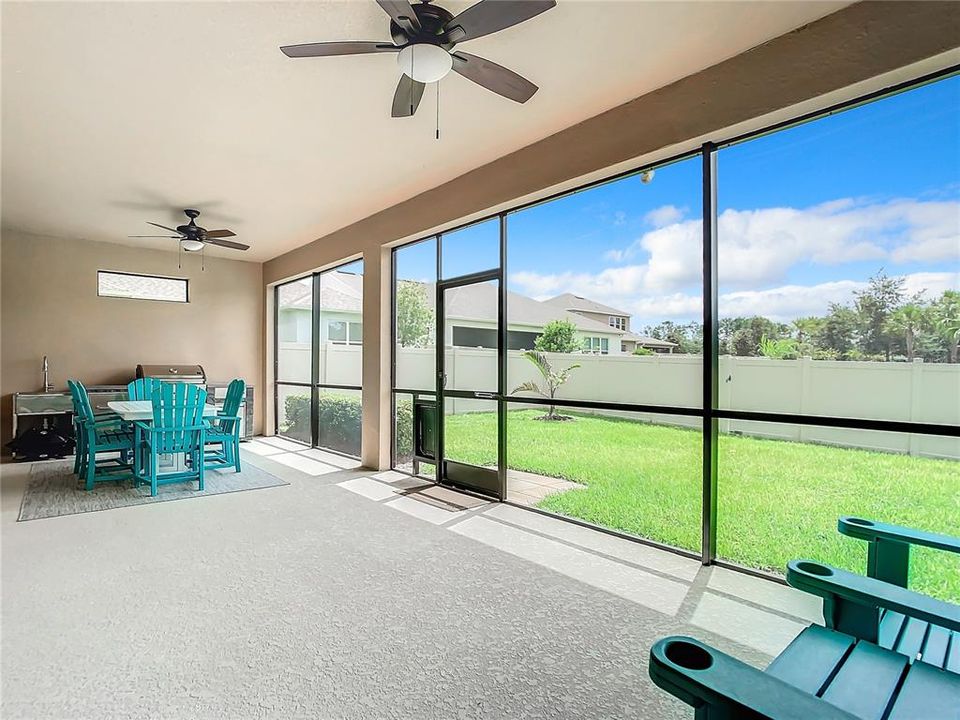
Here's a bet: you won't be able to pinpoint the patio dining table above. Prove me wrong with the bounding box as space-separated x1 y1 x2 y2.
107 400 218 422
108 400 219 480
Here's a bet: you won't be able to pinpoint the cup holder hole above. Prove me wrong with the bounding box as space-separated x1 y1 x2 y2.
665 641 713 671
847 518 874 527
796 561 833 577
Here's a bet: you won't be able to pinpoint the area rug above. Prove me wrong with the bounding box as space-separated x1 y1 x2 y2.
18 461 288 521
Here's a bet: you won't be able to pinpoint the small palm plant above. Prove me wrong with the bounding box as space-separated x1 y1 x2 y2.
512 350 580 421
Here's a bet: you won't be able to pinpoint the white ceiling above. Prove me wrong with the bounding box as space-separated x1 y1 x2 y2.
2 0 849 262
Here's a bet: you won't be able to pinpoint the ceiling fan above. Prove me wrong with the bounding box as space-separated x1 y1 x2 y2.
129 209 249 252
280 0 556 117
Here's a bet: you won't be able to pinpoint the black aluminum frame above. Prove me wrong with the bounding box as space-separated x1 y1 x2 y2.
388 65 960 573
435 254 503 498
274 261 364 458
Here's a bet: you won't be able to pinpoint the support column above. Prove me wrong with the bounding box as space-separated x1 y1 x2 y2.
361 245 393 470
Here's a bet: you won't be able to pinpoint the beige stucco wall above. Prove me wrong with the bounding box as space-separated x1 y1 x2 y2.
0 231 264 452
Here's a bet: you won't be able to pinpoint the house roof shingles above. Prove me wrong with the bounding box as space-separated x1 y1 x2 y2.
543 293 631 318
282 272 677 347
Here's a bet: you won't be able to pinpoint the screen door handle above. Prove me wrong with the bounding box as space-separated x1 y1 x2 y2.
473 392 497 400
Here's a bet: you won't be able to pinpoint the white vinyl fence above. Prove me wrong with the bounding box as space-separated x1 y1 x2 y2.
279 343 960 460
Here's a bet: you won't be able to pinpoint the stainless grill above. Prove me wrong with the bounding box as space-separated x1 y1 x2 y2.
135 364 206 385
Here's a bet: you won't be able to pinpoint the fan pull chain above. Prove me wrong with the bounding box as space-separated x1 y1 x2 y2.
178 241 182 269
410 52 415 115
201 244 205 272
436 81 440 140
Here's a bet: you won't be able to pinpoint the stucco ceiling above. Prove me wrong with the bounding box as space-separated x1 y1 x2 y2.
1 1 849 262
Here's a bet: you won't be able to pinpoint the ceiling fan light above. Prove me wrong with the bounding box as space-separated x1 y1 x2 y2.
397 43 452 83
181 239 205 252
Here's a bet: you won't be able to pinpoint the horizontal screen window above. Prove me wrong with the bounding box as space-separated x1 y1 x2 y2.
97 271 188 303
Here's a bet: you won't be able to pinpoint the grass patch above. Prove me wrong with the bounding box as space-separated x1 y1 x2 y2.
444 409 960 601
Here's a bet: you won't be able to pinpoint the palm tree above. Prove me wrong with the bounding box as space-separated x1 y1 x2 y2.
511 350 580 421
792 316 823 356
933 290 960 363
885 303 928 361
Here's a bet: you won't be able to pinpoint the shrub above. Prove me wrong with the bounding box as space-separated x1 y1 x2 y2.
281 392 311 444
394 397 414 463
632 347 655 356
282 391 414 461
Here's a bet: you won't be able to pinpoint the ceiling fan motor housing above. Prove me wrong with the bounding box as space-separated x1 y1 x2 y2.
389 3 456 48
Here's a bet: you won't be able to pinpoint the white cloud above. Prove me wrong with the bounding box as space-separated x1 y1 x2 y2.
644 204 684 228
602 197 958 291
511 196 958 326
510 270 960 327
613 210 627 227
719 281 865 321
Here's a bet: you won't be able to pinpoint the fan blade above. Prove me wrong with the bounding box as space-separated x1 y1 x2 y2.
280 41 399 58
451 52 537 103
147 221 181 233
203 229 236 238
128 235 181 238
203 238 250 251
391 74 425 117
376 0 421 36
443 0 555 43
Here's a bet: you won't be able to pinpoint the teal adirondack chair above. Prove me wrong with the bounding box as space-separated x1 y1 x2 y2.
649 556 960 718
133 382 207 497
204 379 245 472
830 516 960 672
127 377 162 400
67 380 134 490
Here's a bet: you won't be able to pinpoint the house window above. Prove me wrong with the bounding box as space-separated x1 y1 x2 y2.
329 320 363 345
582 337 609 354
609 316 627 330
97 271 187 303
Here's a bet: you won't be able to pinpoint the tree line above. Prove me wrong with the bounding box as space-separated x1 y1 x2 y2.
643 272 959 362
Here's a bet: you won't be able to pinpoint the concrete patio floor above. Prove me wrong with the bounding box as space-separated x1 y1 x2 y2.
2 437 822 719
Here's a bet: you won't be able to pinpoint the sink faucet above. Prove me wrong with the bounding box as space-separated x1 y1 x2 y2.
42 355 53 393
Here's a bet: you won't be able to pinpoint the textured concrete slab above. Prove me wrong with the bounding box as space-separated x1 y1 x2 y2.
706 566 823 624
269 452 340 476
2 441 809 719
258 436 308 452
690 591 807 657
241 440 286 456
482 504 701 582
300 448 361 469
338 477 399 502
385 494 468 525
450 515 690 616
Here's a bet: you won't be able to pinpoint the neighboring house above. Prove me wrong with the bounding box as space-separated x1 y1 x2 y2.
278 272 676 356
543 293 677 353
277 271 364 347
438 282 623 353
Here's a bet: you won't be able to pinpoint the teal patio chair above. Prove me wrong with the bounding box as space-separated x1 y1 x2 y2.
204 379 244 472
67 380 134 490
649 559 960 718
133 382 207 497
829 516 960 672
127 377 162 400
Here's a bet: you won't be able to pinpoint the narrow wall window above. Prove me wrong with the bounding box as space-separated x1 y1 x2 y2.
97 271 188 303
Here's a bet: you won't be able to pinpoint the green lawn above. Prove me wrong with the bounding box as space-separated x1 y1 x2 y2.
444 409 960 601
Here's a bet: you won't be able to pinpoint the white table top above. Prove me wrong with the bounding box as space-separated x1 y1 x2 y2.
107 400 219 422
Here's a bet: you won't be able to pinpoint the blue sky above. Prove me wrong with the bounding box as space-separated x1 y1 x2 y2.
398 74 959 327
